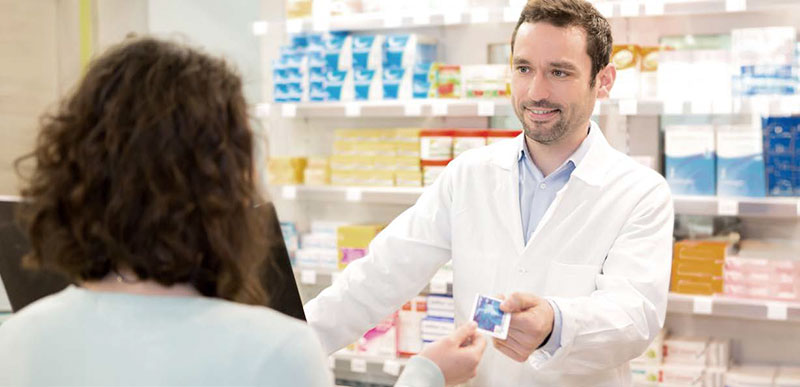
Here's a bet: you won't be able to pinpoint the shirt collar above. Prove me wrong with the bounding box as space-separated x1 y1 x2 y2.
518 124 594 172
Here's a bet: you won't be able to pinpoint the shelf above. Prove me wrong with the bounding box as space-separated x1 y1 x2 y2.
273 186 800 218
253 0 800 34
294 266 453 295
257 96 800 119
294 265 799 323
274 185 424 205
330 351 408 380
674 195 800 218
667 293 800 322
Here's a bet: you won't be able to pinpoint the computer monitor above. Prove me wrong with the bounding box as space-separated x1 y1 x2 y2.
0 198 305 321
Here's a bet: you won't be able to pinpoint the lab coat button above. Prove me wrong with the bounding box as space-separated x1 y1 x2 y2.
539 183 546 189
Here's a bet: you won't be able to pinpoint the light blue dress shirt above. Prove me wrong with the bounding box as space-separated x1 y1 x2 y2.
517 126 593 355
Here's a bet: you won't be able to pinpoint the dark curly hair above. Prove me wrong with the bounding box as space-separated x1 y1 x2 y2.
15 37 270 306
511 0 613 87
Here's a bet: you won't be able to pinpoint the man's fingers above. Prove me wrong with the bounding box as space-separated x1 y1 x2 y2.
500 292 543 313
493 338 528 362
469 333 487 354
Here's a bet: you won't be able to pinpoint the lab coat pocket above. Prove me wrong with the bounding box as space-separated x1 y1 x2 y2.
544 261 599 298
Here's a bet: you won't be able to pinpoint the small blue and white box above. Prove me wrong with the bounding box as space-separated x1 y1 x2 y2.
324 32 352 70
412 62 435 99
353 69 382 101
762 116 798 196
352 35 384 70
716 125 766 197
383 34 437 69
324 70 353 101
382 68 412 100
665 125 716 196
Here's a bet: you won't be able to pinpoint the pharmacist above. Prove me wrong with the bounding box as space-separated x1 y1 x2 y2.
305 0 674 385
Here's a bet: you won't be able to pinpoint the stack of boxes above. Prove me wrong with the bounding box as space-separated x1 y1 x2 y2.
397 297 427 357
419 129 521 186
331 128 421 187
731 27 798 97
295 221 343 270
337 224 384 269
631 331 730 387
671 240 731 296
664 119 800 198
763 116 800 196
421 294 455 349
724 240 800 302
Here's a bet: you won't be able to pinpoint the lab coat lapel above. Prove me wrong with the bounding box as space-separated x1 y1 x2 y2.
489 136 527 256
523 124 611 251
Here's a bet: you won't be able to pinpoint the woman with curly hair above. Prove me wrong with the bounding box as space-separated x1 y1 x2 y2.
0 37 484 386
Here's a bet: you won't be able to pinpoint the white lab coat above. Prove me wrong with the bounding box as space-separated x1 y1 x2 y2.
305 121 674 387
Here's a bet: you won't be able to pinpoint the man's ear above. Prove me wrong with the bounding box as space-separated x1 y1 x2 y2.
595 64 616 99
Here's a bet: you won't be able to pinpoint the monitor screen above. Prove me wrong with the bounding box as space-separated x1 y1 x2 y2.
0 199 305 321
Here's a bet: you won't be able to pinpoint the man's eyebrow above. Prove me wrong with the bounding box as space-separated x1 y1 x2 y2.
550 61 579 71
512 57 530 65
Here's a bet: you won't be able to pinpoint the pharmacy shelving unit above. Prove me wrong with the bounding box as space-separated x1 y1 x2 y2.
258 0 800 384
256 96 800 119
272 185 800 219
295 265 800 323
253 0 800 35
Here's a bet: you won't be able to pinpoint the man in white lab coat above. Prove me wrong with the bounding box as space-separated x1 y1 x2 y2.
305 0 674 385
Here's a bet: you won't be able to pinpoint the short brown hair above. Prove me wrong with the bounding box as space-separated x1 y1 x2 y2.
511 0 613 86
16 37 271 305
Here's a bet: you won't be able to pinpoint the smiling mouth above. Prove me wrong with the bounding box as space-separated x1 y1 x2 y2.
525 107 560 121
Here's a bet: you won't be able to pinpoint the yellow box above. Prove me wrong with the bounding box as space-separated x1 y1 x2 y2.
267 157 307 185
338 224 384 269
395 170 423 187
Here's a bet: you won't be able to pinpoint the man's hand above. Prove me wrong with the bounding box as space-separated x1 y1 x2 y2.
419 321 487 386
492 292 555 362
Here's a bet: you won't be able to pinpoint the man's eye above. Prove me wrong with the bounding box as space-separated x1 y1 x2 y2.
517 66 530 74
552 70 568 77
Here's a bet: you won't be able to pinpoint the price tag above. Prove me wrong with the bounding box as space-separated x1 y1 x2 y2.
620 2 639 17
384 15 403 28
712 99 732 115
503 7 520 23
644 1 665 16
312 18 330 32
725 0 747 12
252 21 268 36
664 100 684 115
443 12 463 25
255 103 271 118
751 97 770 116
619 99 638 115
717 199 739 216
430 279 448 294
796 200 800 216
383 360 402 376
690 100 711 115
300 270 317 285
477 101 495 116
281 185 297 200
470 8 489 24
779 97 795 116
404 102 423 116
595 3 614 18
413 13 431 25
345 102 361 117
281 103 297 117
692 297 713 315
766 302 788 321
351 358 368 373
286 19 304 33
345 187 362 202
432 101 449 116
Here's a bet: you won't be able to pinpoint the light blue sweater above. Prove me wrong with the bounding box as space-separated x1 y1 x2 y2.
0 286 442 387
